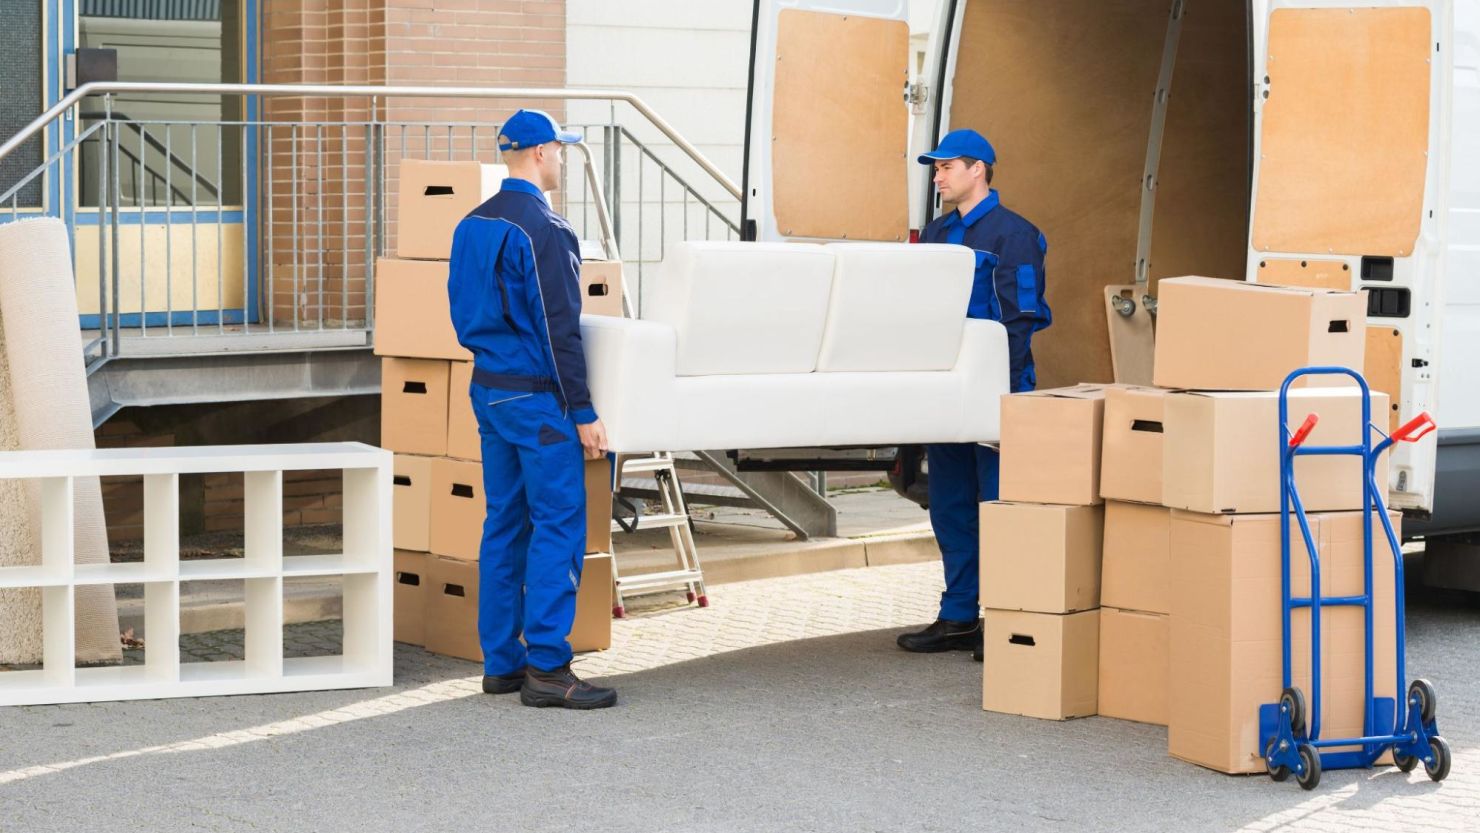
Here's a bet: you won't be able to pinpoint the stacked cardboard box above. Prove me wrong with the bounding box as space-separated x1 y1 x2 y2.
384 160 626 662
980 384 1107 721
982 278 1398 775
1148 277 1396 774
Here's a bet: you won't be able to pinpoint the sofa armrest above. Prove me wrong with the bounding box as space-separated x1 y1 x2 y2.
955 319 1011 443
580 315 680 453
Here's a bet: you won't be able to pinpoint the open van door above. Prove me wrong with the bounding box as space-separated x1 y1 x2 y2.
1246 1 1452 514
741 0 912 244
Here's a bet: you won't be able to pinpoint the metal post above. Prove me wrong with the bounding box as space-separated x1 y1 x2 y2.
165 127 174 335
317 123 325 330
111 119 122 356
216 121 225 333
138 125 147 337
98 118 110 358
292 124 300 331
266 123 274 332
191 124 199 334
341 124 349 329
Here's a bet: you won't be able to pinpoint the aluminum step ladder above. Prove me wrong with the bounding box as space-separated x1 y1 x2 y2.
609 452 709 617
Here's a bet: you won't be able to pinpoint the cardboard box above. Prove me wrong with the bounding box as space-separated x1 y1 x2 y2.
1000 384 1106 505
393 550 429 647
428 457 611 561
980 502 1102 614
1101 502 1172 615
1153 277 1367 391
1098 607 1169 725
1167 510 1398 774
982 608 1099 720
397 160 505 260
424 555 481 663
1162 388 1390 514
429 458 484 562
381 358 451 456
446 361 479 461
392 454 435 552
373 257 472 361
585 458 614 554
423 551 611 663
1099 385 1171 504
580 260 626 317
570 553 614 653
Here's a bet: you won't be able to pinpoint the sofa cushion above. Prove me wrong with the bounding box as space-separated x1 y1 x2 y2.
642 241 835 376
815 242 973 372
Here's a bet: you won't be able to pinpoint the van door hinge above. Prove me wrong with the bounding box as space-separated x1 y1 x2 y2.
904 81 929 113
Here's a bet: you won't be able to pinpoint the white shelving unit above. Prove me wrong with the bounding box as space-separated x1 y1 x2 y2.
0 443 393 706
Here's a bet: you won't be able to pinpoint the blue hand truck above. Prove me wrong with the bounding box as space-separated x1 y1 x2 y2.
1259 366 1449 790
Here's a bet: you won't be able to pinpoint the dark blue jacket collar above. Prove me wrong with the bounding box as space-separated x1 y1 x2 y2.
947 188 1000 229
500 177 545 200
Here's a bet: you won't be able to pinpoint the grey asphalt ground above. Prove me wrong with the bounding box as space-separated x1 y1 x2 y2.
1 560 1477 833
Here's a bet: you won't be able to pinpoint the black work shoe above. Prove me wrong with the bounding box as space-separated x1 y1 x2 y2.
973 629 984 662
483 670 526 695
896 618 982 653
520 664 618 710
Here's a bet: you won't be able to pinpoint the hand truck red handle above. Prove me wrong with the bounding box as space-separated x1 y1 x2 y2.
1391 411 1436 444
1288 413 1319 448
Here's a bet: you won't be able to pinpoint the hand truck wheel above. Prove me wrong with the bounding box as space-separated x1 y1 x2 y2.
1424 736 1452 782
1393 749 1420 773
1265 740 1290 782
1281 686 1308 736
1409 678 1438 725
1296 743 1322 791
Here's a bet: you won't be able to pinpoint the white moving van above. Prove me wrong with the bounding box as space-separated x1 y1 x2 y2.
736 0 1479 541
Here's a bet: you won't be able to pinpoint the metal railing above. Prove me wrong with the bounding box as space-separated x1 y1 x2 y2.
0 82 741 370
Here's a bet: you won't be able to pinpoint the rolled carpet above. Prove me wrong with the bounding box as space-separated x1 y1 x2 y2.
0 218 121 666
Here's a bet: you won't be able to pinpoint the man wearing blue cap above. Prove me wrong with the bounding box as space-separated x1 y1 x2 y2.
896 128 1052 660
447 109 617 709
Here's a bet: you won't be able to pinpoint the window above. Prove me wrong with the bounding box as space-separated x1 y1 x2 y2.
78 0 244 208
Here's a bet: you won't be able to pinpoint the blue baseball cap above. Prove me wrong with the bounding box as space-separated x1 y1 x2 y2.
917 128 996 166
498 109 581 152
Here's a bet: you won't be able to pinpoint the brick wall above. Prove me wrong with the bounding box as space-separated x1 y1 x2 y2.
258 0 568 325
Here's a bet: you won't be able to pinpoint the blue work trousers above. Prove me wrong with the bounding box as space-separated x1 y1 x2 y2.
471 386 587 675
926 443 1001 622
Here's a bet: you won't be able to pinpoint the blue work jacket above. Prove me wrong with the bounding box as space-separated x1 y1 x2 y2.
919 189 1052 392
447 178 597 424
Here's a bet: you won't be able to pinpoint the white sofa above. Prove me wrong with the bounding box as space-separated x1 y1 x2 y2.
580 241 1009 453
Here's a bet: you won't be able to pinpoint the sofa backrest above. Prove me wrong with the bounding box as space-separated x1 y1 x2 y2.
815 243 973 372
643 241 835 376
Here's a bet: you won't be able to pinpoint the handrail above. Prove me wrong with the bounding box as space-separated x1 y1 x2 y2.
0 82 742 201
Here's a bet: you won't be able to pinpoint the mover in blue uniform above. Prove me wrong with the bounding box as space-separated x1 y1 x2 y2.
896 129 1052 660
447 109 616 709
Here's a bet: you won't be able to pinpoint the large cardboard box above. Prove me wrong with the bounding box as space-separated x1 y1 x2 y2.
393 550 429 647
580 260 626 318
397 160 505 260
372 257 472 361
1000 384 1106 505
1168 510 1398 774
424 555 481 662
1153 277 1367 391
420 553 611 663
428 457 611 561
446 361 479 461
381 358 451 456
392 454 435 552
1162 388 1389 514
429 458 484 562
980 502 1102 614
570 553 614 653
1098 607 1169 725
1099 385 1171 504
1101 502 1172 615
982 608 1099 720
585 458 614 554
